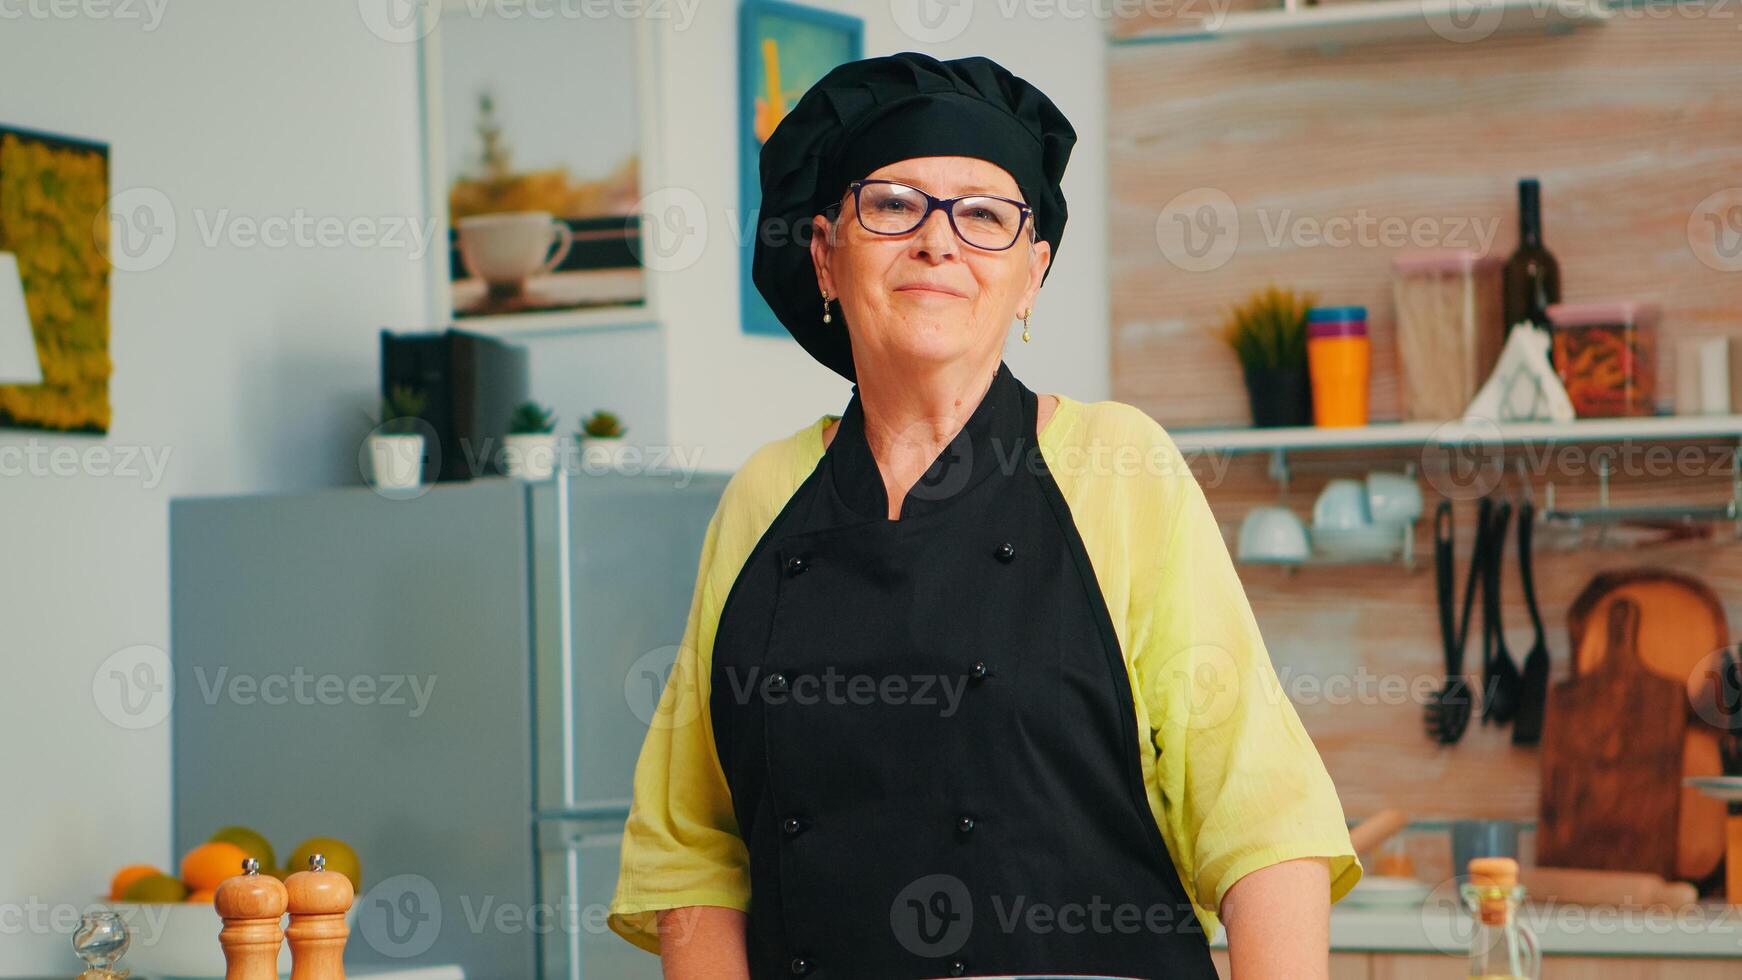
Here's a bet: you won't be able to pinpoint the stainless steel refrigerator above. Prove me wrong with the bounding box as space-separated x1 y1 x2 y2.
171 469 726 978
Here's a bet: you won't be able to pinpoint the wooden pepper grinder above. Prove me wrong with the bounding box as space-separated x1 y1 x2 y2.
215 857 287 980
285 853 354 980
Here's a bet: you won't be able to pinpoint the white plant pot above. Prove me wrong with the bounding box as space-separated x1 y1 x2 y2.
503 431 560 480
579 436 631 473
367 432 426 490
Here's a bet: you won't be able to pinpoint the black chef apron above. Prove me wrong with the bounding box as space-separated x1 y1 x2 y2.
710 361 1218 979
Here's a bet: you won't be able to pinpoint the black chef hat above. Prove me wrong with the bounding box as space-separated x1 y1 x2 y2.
751 51 1077 382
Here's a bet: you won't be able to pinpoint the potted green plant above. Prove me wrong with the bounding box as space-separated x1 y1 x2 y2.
367 385 429 493
503 400 559 480
576 410 629 472
1220 284 1316 427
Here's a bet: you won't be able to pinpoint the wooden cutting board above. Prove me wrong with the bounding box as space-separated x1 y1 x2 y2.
1566 570 1728 884
1538 596 1686 878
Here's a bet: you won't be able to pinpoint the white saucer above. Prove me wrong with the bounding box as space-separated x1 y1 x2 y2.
1311 522 1407 562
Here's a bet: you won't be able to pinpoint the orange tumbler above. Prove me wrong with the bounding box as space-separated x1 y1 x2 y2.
1307 306 1371 427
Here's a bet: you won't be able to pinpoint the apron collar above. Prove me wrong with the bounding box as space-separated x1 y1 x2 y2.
827 359 1034 522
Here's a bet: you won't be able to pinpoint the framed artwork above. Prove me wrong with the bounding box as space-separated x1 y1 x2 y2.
419 1 663 335
738 0 863 338
0 125 111 433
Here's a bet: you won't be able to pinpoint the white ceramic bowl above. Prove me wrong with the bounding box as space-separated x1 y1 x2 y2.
1312 478 1372 531
1237 505 1311 564
106 899 358 978
1365 470 1423 524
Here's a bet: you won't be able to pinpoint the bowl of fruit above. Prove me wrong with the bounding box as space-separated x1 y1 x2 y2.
104 826 360 979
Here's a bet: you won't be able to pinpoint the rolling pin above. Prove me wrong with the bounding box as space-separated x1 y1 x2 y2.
1522 866 1699 908
1348 809 1410 855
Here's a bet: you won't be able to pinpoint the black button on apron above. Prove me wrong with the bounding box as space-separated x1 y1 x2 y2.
782 816 804 836
710 361 1217 979
765 672 790 695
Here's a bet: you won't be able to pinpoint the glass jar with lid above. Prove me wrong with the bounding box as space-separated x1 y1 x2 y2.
1545 301 1660 417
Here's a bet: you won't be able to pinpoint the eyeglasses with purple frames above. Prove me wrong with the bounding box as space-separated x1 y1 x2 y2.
823 178 1035 251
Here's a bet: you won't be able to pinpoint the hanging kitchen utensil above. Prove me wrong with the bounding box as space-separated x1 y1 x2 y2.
1512 498 1551 745
1481 499 1522 725
1538 597 1685 878
1425 498 1482 745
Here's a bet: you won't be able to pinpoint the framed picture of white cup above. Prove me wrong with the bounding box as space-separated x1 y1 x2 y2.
415 0 664 334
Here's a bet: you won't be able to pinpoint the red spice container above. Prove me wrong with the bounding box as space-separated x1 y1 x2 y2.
1546 301 1660 418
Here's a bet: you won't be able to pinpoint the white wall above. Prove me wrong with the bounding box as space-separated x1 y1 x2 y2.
0 1 1108 972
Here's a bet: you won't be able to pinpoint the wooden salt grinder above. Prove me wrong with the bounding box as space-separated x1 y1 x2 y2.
215 857 288 980
285 853 355 980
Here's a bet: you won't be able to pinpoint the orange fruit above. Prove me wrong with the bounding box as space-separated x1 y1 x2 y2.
180 841 250 892
186 888 216 905
109 864 162 901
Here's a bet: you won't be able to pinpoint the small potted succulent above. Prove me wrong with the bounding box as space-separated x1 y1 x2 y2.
503 400 559 480
366 385 429 492
576 409 629 472
1220 284 1316 428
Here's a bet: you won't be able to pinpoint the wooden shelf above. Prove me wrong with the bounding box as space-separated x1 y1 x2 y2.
1169 415 1742 454
1114 0 1611 51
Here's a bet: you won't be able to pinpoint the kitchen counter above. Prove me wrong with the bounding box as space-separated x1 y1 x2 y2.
1211 901 1742 959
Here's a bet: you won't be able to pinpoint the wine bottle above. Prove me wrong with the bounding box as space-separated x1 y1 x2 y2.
1502 178 1561 337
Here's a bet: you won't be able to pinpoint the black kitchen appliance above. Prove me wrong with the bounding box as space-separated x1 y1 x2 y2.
380 327 528 483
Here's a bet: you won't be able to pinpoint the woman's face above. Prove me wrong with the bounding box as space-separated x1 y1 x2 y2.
809 156 1051 376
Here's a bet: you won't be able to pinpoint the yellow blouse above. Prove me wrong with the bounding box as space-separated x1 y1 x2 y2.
607 392 1363 955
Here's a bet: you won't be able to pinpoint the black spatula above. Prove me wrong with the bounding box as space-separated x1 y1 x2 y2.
1511 498 1550 745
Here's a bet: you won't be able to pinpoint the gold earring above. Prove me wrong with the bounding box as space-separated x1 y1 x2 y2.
1020 307 1032 343
821 290 833 324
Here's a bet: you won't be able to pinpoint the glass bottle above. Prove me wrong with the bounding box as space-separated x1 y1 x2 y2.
1501 178 1561 345
1462 856 1538 980
71 909 130 979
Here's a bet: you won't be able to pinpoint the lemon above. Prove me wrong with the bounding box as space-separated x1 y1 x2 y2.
208 825 276 874
285 837 361 892
122 873 189 902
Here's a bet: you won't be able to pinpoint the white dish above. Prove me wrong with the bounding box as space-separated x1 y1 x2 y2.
1684 775 1742 802
1312 522 1407 562
1341 875 1433 908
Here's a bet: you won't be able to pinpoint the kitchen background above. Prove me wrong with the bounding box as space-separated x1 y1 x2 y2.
1110 6 1741 820
2 0 1739 977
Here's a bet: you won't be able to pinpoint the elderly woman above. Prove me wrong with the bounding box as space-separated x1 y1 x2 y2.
608 52 1360 979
